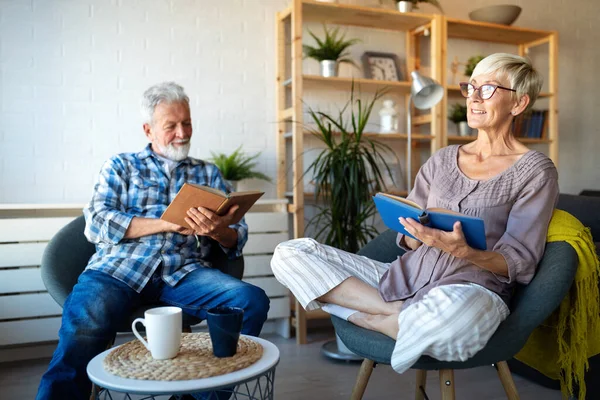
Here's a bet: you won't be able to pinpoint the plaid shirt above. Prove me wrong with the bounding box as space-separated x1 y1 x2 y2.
83 144 248 293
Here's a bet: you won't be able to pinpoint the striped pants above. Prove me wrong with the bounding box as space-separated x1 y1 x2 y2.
271 238 509 373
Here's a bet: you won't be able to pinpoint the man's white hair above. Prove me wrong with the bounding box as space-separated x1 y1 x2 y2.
141 82 189 124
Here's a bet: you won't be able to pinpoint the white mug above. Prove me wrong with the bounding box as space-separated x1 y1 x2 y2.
131 306 182 360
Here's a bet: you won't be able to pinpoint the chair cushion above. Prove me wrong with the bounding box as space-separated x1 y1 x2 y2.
40 215 96 307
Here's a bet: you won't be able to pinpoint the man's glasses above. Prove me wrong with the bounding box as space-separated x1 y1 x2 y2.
459 82 516 100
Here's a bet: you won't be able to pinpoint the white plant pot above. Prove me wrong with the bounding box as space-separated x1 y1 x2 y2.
226 180 239 191
458 121 471 137
397 1 414 13
320 60 339 77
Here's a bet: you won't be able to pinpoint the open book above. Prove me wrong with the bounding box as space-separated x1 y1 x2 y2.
161 183 264 228
373 192 487 250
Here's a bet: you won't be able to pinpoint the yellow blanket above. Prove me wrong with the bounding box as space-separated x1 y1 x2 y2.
515 209 600 400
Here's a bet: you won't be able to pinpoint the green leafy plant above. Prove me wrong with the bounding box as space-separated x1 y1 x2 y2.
209 146 271 182
303 85 397 253
448 103 468 124
448 104 467 124
396 0 443 13
303 25 360 65
464 55 485 77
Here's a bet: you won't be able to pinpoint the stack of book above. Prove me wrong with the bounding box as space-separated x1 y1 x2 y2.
512 109 548 139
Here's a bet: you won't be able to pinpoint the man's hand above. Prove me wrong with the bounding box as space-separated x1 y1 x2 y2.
399 217 471 258
164 221 195 236
184 205 239 243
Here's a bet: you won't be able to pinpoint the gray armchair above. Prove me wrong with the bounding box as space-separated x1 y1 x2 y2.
40 215 245 333
331 193 591 400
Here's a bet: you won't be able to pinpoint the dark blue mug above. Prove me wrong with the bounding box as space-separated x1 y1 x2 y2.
207 306 244 358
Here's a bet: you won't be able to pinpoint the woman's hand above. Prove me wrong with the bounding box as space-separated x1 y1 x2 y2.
399 217 471 258
401 235 422 251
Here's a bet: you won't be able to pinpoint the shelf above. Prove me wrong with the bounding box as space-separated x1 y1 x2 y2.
292 131 434 140
446 18 553 45
303 75 412 92
285 189 409 199
447 84 552 98
302 0 433 32
447 135 552 144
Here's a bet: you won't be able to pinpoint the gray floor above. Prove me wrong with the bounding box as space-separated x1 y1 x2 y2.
0 328 562 400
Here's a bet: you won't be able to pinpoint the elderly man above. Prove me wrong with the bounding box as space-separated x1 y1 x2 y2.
36 82 270 400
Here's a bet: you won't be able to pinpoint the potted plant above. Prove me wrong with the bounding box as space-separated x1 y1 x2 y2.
303 85 397 253
448 103 471 136
209 146 271 191
464 54 485 77
303 25 360 78
396 0 443 13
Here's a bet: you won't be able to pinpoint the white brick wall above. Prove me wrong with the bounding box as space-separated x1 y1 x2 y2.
0 0 599 203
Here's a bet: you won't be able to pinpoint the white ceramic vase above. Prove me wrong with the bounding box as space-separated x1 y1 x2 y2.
379 99 399 133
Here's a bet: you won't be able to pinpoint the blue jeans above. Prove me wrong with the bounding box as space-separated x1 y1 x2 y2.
36 267 270 400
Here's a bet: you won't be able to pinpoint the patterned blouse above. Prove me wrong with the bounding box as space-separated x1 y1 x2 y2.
378 145 559 308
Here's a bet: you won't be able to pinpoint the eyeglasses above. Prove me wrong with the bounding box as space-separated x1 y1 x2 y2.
459 82 516 100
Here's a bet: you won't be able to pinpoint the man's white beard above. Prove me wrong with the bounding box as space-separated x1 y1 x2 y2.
157 141 191 161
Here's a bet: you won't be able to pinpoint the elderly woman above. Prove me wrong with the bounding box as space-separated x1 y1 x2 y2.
271 53 559 372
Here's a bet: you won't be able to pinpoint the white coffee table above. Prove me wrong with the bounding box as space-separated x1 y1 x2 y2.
87 335 279 400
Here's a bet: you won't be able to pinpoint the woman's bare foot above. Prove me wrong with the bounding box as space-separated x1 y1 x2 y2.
348 312 399 339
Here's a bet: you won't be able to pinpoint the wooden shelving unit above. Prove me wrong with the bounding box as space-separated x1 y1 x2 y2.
276 1 559 345
276 0 441 345
441 19 559 162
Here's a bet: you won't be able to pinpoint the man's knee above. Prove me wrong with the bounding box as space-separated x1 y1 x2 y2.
236 284 270 321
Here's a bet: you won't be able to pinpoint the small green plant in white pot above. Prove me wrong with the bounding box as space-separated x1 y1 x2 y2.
209 146 271 191
396 0 443 13
303 25 360 78
448 103 471 136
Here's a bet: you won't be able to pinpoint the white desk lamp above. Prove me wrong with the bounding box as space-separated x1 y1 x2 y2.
406 70 444 189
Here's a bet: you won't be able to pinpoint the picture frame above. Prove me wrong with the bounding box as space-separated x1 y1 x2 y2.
361 51 404 81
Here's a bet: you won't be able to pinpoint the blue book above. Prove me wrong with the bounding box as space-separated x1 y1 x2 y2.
373 193 487 250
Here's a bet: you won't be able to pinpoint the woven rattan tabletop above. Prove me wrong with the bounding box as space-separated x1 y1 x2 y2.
87 334 279 395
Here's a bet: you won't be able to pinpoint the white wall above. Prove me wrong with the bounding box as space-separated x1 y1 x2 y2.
0 0 289 203
1 0 599 204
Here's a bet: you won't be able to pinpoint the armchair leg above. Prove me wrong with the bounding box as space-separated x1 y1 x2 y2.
439 369 455 400
415 369 427 400
495 361 520 400
351 359 375 400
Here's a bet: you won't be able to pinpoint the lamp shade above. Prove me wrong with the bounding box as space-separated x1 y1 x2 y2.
410 70 444 110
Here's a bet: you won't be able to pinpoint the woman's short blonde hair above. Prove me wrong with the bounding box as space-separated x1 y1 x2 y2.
471 53 543 112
